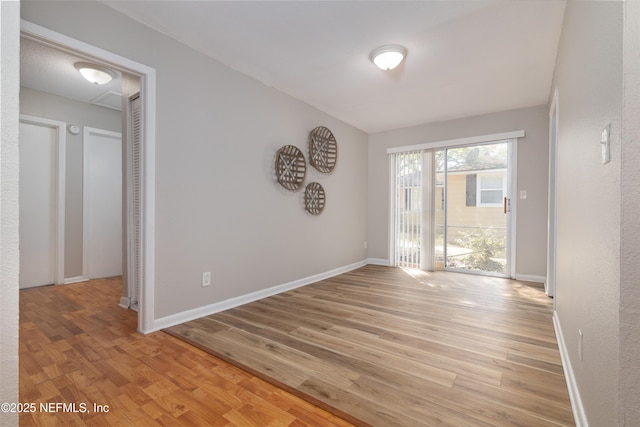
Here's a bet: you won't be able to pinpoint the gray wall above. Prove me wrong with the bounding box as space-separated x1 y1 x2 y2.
551 1 622 425
21 1 369 319
367 105 549 278
20 87 122 279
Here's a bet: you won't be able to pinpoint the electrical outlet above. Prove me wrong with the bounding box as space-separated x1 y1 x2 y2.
202 272 211 287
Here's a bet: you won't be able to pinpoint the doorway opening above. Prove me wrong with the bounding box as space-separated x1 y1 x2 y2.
20 20 156 333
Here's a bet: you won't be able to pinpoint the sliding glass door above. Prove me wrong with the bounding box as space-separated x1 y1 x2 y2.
436 141 511 276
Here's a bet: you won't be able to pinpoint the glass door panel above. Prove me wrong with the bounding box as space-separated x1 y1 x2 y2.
443 142 509 276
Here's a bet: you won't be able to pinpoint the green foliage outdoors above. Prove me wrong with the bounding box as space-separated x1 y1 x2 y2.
450 227 506 273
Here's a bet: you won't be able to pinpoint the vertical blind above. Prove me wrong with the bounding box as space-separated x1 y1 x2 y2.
392 150 423 268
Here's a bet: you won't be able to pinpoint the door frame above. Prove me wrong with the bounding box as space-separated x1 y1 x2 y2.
547 89 559 299
19 114 66 286
20 20 157 333
387 130 524 278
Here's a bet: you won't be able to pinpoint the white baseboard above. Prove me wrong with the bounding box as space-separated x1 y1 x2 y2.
152 259 368 331
63 276 89 285
514 273 546 283
553 311 588 427
118 297 130 309
367 258 390 266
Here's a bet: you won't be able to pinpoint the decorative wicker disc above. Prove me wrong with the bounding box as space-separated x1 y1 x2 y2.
309 126 337 174
304 182 326 215
275 145 306 191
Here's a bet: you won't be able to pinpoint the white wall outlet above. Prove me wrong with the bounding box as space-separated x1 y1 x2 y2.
601 123 611 164
202 272 212 287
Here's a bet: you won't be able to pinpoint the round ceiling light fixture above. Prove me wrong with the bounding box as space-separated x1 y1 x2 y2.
74 62 116 85
369 45 407 71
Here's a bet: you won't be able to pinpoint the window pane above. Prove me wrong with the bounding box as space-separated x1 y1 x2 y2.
480 189 503 204
480 175 503 189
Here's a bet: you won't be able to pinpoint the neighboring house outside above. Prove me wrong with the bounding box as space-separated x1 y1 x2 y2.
435 167 507 238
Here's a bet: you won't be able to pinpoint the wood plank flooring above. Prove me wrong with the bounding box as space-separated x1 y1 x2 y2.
18 276 353 426
166 265 575 427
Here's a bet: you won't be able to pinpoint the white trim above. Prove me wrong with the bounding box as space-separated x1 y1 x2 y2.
446 267 508 279
21 20 158 334
547 88 559 299
514 274 546 283
509 139 518 279
19 114 66 286
367 258 390 266
553 312 588 427
119 296 131 309
386 130 525 154
447 167 507 177
140 62 157 335
63 276 89 285
152 260 368 332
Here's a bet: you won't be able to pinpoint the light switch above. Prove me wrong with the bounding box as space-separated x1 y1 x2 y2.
601 124 611 164
519 190 527 200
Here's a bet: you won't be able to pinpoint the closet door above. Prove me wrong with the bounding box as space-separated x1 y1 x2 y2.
83 127 123 279
128 95 142 305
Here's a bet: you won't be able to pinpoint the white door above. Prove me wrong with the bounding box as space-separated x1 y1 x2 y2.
83 127 123 279
19 116 66 289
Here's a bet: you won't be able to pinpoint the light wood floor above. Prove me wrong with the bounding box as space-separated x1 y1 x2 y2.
18 277 353 426
167 265 575 427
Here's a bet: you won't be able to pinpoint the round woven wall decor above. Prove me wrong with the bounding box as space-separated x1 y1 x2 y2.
275 145 306 191
309 126 337 174
304 182 326 215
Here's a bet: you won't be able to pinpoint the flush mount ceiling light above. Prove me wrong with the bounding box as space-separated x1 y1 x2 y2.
74 62 116 85
369 45 407 71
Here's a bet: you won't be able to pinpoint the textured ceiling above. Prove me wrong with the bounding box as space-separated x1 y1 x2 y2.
20 37 123 111
22 1 567 133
